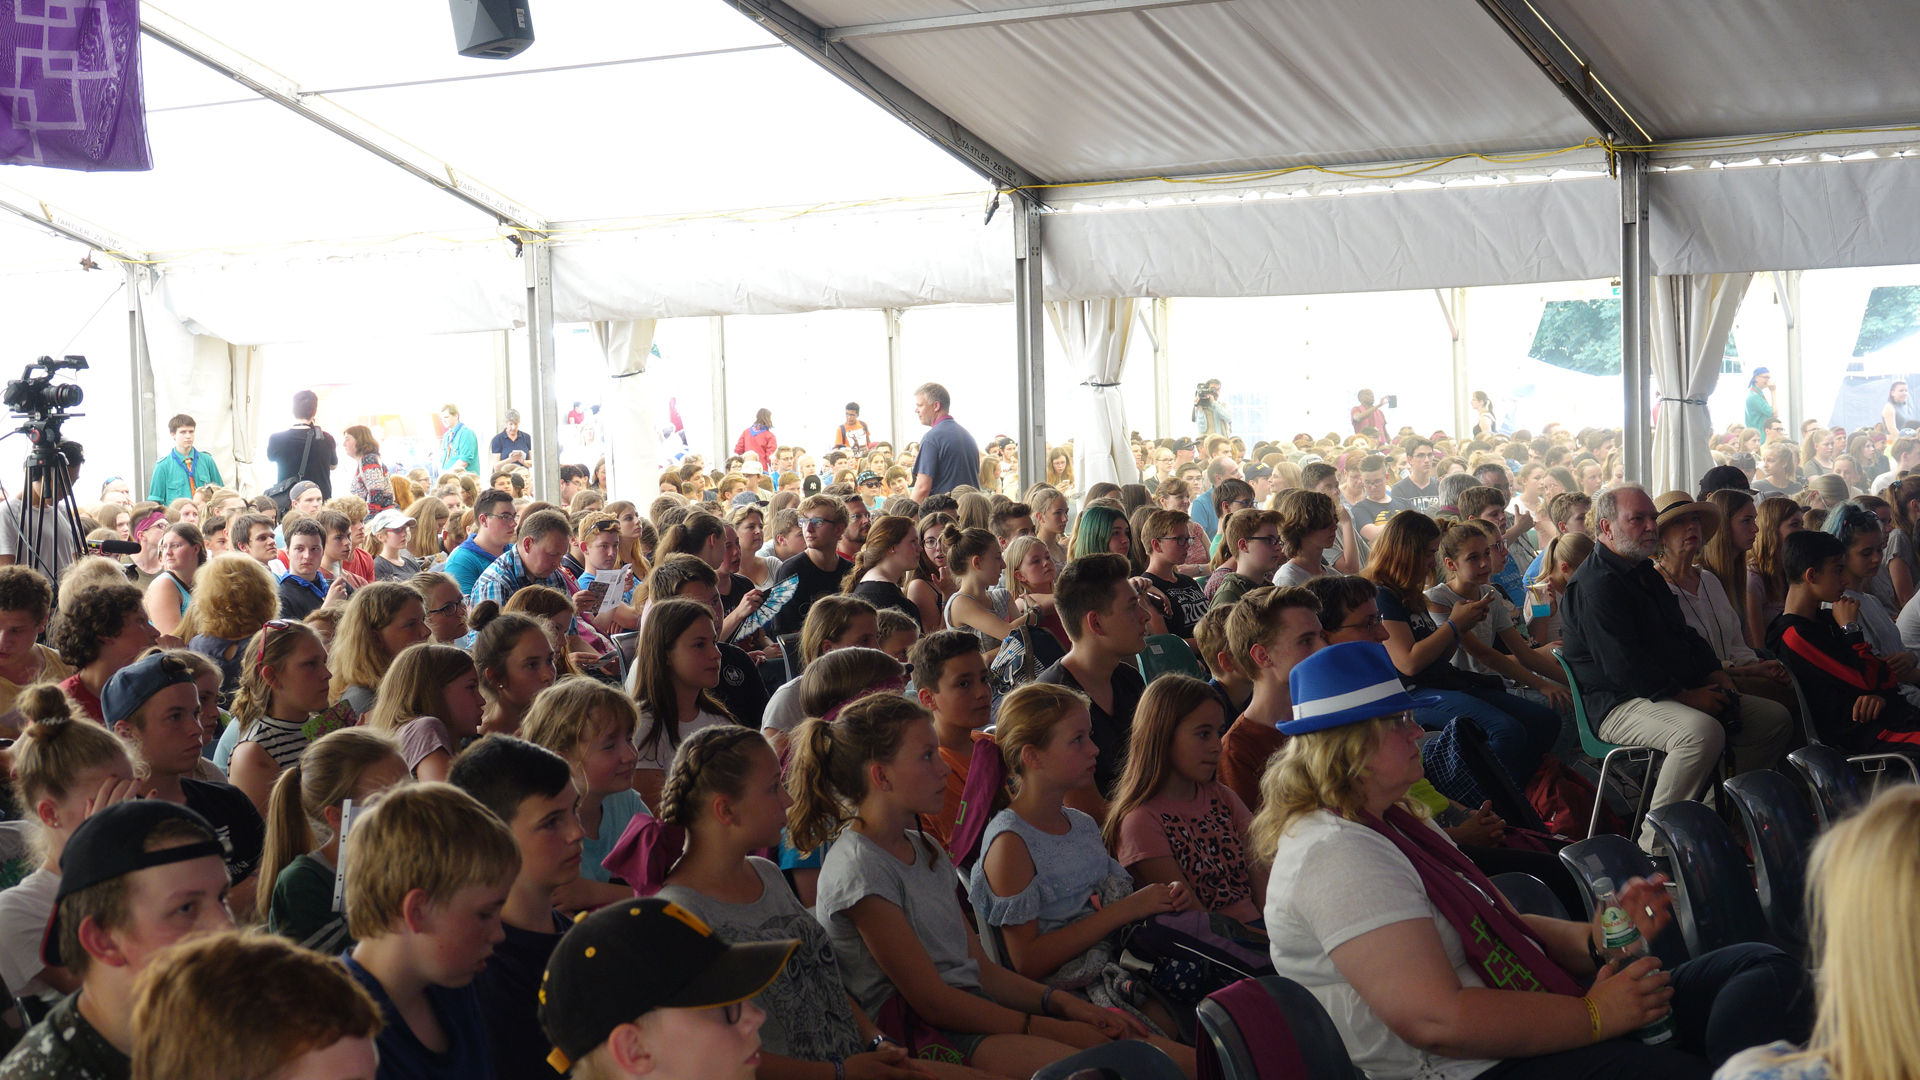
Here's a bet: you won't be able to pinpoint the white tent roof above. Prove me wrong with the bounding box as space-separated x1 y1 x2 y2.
0 0 1915 336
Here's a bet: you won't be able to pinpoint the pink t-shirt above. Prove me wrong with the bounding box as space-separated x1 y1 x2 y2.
1115 781 1260 924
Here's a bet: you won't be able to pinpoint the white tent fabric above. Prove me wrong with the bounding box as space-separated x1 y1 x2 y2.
592 320 658 502
1650 273 1751 494
1046 298 1139 490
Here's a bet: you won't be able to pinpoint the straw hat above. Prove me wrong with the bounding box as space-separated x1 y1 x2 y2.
1652 490 1721 542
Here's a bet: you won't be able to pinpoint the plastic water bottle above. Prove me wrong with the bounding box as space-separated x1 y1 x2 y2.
1591 877 1676 1045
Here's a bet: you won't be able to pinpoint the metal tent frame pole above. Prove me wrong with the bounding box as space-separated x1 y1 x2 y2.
521 232 561 503
1619 153 1652 483
1013 194 1047 494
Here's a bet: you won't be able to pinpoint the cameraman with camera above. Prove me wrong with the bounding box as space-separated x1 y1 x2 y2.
1192 378 1231 437
0 357 95 582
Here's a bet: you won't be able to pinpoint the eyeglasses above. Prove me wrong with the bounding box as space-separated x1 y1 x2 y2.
256 618 302 664
1243 535 1284 547
799 517 844 529
427 597 468 618
1336 613 1386 633
488 511 519 524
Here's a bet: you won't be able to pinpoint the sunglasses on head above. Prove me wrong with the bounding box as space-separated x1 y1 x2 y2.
256 618 303 664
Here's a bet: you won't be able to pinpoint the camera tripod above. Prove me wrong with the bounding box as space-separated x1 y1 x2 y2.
7 433 86 584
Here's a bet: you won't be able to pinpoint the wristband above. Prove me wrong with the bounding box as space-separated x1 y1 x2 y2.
1445 618 1461 640
865 1036 894 1054
832 1058 846 1080
1040 987 1056 1018
1580 996 1602 1043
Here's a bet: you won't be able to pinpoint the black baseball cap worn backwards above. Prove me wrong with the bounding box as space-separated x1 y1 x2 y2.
539 897 795 1074
44 800 224 965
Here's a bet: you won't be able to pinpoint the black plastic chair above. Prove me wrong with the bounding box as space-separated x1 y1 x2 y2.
1197 976 1361 1080
13 995 49 1029
1034 1041 1188 1080
778 632 804 683
1644 800 1773 956
1557 834 1690 968
1788 745 1867 827
1722 770 1818 955
1489 872 1569 920
1451 720 1550 833
611 631 639 685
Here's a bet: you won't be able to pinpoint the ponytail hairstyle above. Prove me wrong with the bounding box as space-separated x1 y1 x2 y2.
232 621 324 727
1102 675 1220 853
799 594 879 666
910 512 956 585
656 724 771 829
327 582 424 702
992 683 1090 789
940 525 999 583
630 599 733 765
658 511 727 568
257 727 404 921
1435 517 1496 565
1543 531 1596 581
468 603 550 706
365 643 478 734
842 515 918 592
798 648 907 720
786 692 934 856
10 684 131 847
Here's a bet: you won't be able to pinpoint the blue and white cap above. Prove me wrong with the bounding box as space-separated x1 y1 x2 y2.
1280 641 1440 736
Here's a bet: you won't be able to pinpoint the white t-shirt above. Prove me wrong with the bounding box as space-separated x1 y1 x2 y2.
761 678 805 733
0 867 60 999
1264 810 1500 1080
632 705 731 774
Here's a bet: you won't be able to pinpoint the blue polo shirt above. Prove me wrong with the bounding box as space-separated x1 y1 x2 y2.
913 414 981 496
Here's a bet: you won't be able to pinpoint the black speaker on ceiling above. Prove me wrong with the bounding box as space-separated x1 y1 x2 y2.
449 0 534 59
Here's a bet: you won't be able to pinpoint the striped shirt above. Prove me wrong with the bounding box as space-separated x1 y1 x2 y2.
239 713 341 769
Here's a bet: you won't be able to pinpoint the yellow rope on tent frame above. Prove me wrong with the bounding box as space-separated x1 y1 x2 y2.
52 121 1920 268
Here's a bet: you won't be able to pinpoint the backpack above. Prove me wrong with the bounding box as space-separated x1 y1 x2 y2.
1526 754 1623 839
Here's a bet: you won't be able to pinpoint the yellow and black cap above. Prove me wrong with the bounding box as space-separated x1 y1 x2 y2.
539 898 795 1074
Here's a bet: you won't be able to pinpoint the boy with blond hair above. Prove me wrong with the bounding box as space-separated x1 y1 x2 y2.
344 782 521 1080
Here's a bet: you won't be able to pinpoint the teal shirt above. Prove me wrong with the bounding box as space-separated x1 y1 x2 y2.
440 422 480 475
1745 389 1774 430
148 448 221 504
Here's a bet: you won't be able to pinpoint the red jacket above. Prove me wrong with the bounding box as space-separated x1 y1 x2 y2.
734 424 777 468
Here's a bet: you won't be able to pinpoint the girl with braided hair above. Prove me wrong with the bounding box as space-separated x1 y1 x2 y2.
658 725 981 1080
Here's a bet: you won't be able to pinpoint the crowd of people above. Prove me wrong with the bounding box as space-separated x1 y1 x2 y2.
0 372 1913 1080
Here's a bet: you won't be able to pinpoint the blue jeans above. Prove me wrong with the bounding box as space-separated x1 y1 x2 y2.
1417 687 1560 785
1478 943 1813 1080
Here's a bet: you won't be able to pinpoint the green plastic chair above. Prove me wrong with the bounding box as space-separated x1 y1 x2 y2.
1553 649 1663 839
1137 634 1208 683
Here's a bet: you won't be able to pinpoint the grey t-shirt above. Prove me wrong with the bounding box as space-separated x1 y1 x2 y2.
1425 582 1514 677
815 828 980 1017
1273 561 1327 589
657 858 862 1061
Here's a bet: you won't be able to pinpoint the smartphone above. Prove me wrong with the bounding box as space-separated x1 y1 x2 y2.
1384 395 1399 408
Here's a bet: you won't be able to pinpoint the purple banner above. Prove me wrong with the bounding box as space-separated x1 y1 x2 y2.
0 0 150 171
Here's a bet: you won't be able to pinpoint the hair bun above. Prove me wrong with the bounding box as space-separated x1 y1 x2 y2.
16 683 73 727
467 599 502 632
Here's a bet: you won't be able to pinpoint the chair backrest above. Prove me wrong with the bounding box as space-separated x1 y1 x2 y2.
1787 745 1865 827
1489 872 1569 920
1552 649 1616 759
611 631 639 683
1722 770 1818 954
1557 834 1691 967
1645 800 1774 956
1196 976 1358 1080
1138 634 1208 683
1450 719 1551 833
1036 1041 1190 1080
778 632 804 683
1782 665 1824 747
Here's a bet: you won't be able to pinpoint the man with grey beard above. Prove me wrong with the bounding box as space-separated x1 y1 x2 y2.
1561 485 1791 849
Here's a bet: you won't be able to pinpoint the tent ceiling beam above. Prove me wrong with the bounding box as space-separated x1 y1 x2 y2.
719 0 1045 190
824 0 1226 41
1473 0 1652 143
139 5 549 231
0 183 143 260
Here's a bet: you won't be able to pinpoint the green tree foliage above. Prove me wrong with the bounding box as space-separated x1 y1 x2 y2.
1854 286 1920 356
1529 299 1621 375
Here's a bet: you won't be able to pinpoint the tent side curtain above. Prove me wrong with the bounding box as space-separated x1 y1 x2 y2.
592 320 658 488
121 155 1920 340
1047 299 1140 491
1650 273 1752 494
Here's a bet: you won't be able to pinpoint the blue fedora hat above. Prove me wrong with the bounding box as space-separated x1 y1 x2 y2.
1281 641 1439 736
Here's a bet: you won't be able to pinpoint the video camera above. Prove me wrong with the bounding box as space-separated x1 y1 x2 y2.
4 355 86 448
1194 381 1217 404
